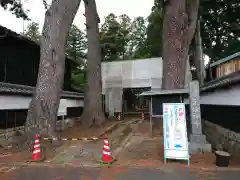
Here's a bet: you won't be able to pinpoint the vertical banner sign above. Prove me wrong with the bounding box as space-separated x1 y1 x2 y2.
163 103 190 166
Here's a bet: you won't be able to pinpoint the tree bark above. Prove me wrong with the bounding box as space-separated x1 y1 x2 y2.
192 20 205 85
162 0 199 90
22 0 81 147
81 0 106 127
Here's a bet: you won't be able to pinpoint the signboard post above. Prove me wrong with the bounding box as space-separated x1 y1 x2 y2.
163 103 190 166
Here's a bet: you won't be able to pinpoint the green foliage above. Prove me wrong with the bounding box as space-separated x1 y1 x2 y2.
100 13 150 61
127 17 151 59
23 22 87 87
100 13 127 61
66 24 87 66
145 0 240 61
71 68 86 88
200 0 240 61
0 0 29 20
146 0 163 57
66 25 87 87
118 14 132 59
24 22 41 42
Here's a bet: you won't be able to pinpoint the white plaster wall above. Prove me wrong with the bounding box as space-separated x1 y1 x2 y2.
101 58 163 91
102 57 191 112
0 95 31 110
65 99 84 107
58 99 68 116
184 85 240 106
121 60 133 81
101 57 191 92
0 95 84 114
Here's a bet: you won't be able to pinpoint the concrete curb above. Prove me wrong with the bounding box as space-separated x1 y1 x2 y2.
98 119 140 138
112 119 142 157
113 132 133 157
98 122 120 137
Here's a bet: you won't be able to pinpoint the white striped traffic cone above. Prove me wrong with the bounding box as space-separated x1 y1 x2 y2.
32 135 42 161
101 136 114 163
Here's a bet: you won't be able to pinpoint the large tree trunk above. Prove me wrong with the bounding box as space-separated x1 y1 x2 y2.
162 0 199 90
81 0 106 127
22 0 81 147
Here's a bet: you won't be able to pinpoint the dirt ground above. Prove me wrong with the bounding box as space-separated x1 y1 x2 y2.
58 119 118 146
1 119 240 170
117 120 240 168
48 119 137 167
0 118 119 165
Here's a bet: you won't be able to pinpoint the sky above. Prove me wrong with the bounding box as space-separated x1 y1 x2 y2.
0 0 209 65
0 0 154 33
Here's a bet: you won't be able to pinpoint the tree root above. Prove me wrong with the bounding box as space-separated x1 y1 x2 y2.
10 127 62 153
81 109 106 128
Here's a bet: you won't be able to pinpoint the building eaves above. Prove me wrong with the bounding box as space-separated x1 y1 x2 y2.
210 52 240 67
138 89 188 96
0 25 77 64
200 70 240 92
0 82 84 99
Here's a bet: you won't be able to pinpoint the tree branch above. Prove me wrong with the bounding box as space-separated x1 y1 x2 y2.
42 0 49 10
83 0 88 5
184 0 199 46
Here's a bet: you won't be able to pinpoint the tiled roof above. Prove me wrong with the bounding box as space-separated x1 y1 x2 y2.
210 52 240 67
138 71 240 95
138 89 188 96
200 70 240 92
0 25 79 64
0 82 84 99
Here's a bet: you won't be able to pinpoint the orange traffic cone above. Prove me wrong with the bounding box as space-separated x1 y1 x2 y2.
101 136 114 163
32 135 42 161
141 111 144 121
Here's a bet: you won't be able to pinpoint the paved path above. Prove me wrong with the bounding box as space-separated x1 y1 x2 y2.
2 166 240 180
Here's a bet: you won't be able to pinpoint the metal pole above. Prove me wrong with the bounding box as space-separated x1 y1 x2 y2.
61 115 65 131
14 111 17 131
5 111 8 140
4 57 7 82
149 97 153 137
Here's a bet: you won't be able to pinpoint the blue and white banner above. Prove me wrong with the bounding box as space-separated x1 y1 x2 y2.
163 103 189 161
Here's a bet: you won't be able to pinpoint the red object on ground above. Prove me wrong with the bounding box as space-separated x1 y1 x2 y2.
141 112 144 120
32 135 42 161
101 136 114 163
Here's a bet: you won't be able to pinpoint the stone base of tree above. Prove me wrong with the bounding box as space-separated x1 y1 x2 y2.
188 134 212 154
10 126 62 153
81 110 106 128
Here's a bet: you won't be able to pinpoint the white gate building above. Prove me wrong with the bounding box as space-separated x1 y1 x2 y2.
101 57 191 114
